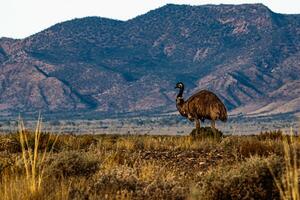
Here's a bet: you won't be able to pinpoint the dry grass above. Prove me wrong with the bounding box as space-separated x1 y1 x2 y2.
190 155 282 200
0 126 299 199
269 133 300 200
0 117 59 199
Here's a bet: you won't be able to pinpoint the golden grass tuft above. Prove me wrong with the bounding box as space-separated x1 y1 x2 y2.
18 116 59 193
0 116 59 199
269 130 300 200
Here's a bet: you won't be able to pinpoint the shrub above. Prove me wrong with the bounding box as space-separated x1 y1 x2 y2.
92 164 186 200
190 127 223 140
0 136 20 153
190 155 282 200
258 130 284 141
0 131 60 153
45 151 99 178
0 152 15 176
60 135 98 150
220 136 281 159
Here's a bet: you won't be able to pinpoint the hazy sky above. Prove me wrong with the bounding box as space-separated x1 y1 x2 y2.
1 0 300 39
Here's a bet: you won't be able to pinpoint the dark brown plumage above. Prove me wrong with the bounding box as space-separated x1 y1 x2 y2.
175 82 227 130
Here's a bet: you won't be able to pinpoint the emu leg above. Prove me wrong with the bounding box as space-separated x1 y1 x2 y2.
211 120 216 136
195 119 200 130
211 120 215 129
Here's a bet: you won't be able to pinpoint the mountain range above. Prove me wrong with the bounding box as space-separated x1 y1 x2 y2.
0 3 299 119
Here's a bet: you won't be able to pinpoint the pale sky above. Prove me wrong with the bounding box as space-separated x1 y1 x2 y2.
1 0 300 39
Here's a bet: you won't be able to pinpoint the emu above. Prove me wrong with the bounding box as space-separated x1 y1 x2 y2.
175 82 227 131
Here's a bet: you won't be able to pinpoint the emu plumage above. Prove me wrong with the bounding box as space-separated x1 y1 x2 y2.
175 82 227 130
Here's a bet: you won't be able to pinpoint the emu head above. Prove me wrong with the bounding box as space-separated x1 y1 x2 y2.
175 82 185 103
175 82 184 89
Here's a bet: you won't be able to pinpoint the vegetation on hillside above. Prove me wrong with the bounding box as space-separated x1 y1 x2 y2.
1 4 300 116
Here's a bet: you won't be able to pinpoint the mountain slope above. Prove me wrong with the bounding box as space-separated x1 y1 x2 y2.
0 4 299 117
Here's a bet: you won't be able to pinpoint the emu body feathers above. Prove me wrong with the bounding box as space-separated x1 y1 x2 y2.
175 82 227 130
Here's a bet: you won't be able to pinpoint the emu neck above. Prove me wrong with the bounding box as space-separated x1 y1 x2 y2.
176 87 186 116
177 87 184 99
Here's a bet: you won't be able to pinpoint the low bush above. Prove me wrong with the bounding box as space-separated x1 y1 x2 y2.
258 130 284 141
191 155 282 200
220 136 282 159
190 127 223 140
0 131 60 153
45 151 99 178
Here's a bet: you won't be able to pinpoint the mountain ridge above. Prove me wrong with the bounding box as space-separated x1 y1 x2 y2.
0 4 299 118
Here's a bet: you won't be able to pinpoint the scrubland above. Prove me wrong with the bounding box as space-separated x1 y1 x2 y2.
0 122 299 200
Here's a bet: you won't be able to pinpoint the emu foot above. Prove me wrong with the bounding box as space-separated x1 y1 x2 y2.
190 127 223 139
